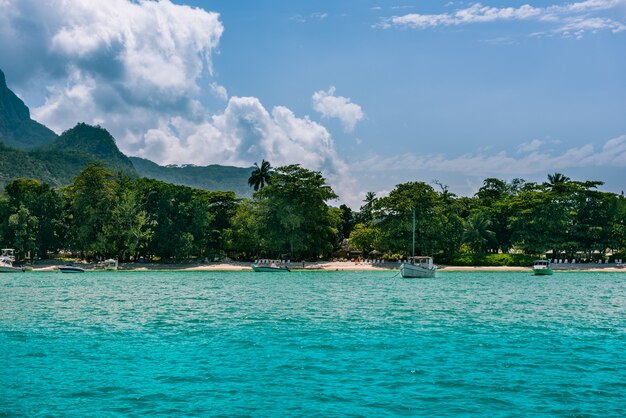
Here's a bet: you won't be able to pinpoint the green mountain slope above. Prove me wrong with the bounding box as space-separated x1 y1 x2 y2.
0 68 254 196
0 143 128 189
130 157 253 198
44 123 136 173
0 69 57 149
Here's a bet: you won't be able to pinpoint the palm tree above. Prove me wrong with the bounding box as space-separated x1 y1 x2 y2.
546 172 570 189
248 160 272 191
462 212 496 253
360 191 377 222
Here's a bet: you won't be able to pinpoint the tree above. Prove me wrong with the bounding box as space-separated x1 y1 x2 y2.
349 223 379 253
374 182 446 256
64 163 117 258
3 178 64 257
248 160 273 191
105 175 152 260
546 173 571 191
226 199 265 259
357 191 377 223
462 212 496 253
255 164 338 259
337 204 355 243
8 205 38 259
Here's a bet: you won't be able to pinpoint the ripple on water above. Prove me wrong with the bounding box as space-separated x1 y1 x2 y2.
1 270 626 416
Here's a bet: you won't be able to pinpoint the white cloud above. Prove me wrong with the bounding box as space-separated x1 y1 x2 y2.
517 139 544 153
0 0 357 204
312 86 364 132
353 135 626 178
289 12 329 23
209 82 228 101
0 0 224 141
376 0 626 37
133 96 355 205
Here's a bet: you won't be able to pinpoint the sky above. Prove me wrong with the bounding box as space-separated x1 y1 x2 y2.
0 0 625 207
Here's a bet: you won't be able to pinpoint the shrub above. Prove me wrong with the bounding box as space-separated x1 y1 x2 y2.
436 253 536 267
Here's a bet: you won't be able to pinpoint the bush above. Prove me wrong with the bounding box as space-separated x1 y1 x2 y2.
436 253 537 267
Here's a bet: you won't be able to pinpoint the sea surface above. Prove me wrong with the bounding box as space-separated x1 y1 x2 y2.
1 270 625 416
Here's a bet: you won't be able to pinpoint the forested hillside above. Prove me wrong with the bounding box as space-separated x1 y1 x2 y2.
130 157 253 198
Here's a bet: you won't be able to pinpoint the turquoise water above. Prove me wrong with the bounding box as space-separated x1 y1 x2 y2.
1 271 625 416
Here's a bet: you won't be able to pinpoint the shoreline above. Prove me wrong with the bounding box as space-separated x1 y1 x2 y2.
25 261 626 273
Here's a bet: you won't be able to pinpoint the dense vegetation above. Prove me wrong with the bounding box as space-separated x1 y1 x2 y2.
0 162 624 264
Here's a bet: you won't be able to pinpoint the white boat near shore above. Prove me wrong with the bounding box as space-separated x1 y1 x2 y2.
532 259 553 275
400 256 437 278
104 259 118 271
252 259 290 272
400 208 437 278
0 249 23 273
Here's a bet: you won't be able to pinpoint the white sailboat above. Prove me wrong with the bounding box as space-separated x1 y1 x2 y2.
400 209 437 278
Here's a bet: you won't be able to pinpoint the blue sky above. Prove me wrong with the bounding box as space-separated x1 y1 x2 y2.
1 0 625 206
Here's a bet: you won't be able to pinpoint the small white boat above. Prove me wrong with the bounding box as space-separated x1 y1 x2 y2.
0 249 23 273
59 265 85 273
252 260 290 272
400 256 437 278
532 259 553 275
104 259 118 271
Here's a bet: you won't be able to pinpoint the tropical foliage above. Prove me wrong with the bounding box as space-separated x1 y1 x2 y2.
0 165 625 264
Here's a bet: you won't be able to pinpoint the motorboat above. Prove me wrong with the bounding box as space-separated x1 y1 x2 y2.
252 259 290 272
59 265 85 273
0 249 23 273
104 259 118 271
532 259 553 275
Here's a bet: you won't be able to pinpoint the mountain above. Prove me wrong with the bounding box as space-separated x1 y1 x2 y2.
43 123 135 174
0 69 57 149
0 68 253 196
0 123 137 190
130 157 253 198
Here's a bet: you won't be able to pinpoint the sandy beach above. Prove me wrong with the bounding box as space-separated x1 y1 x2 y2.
28 260 626 273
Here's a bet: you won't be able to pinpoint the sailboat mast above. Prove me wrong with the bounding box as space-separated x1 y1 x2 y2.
412 207 416 257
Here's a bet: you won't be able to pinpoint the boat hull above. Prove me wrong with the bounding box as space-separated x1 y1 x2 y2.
59 266 85 273
400 263 436 278
532 268 553 275
252 266 290 272
0 265 23 273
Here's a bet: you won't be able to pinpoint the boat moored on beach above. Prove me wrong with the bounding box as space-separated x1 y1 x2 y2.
252 259 290 272
0 249 23 273
104 259 118 271
532 259 553 275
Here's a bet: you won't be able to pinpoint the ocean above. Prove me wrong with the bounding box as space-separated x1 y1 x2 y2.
1 270 625 416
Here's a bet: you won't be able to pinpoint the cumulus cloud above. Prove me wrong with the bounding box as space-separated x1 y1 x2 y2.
209 82 229 101
0 0 223 142
376 0 626 37
134 96 355 204
0 0 356 203
312 86 364 132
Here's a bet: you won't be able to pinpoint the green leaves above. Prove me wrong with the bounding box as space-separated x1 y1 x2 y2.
248 159 273 191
